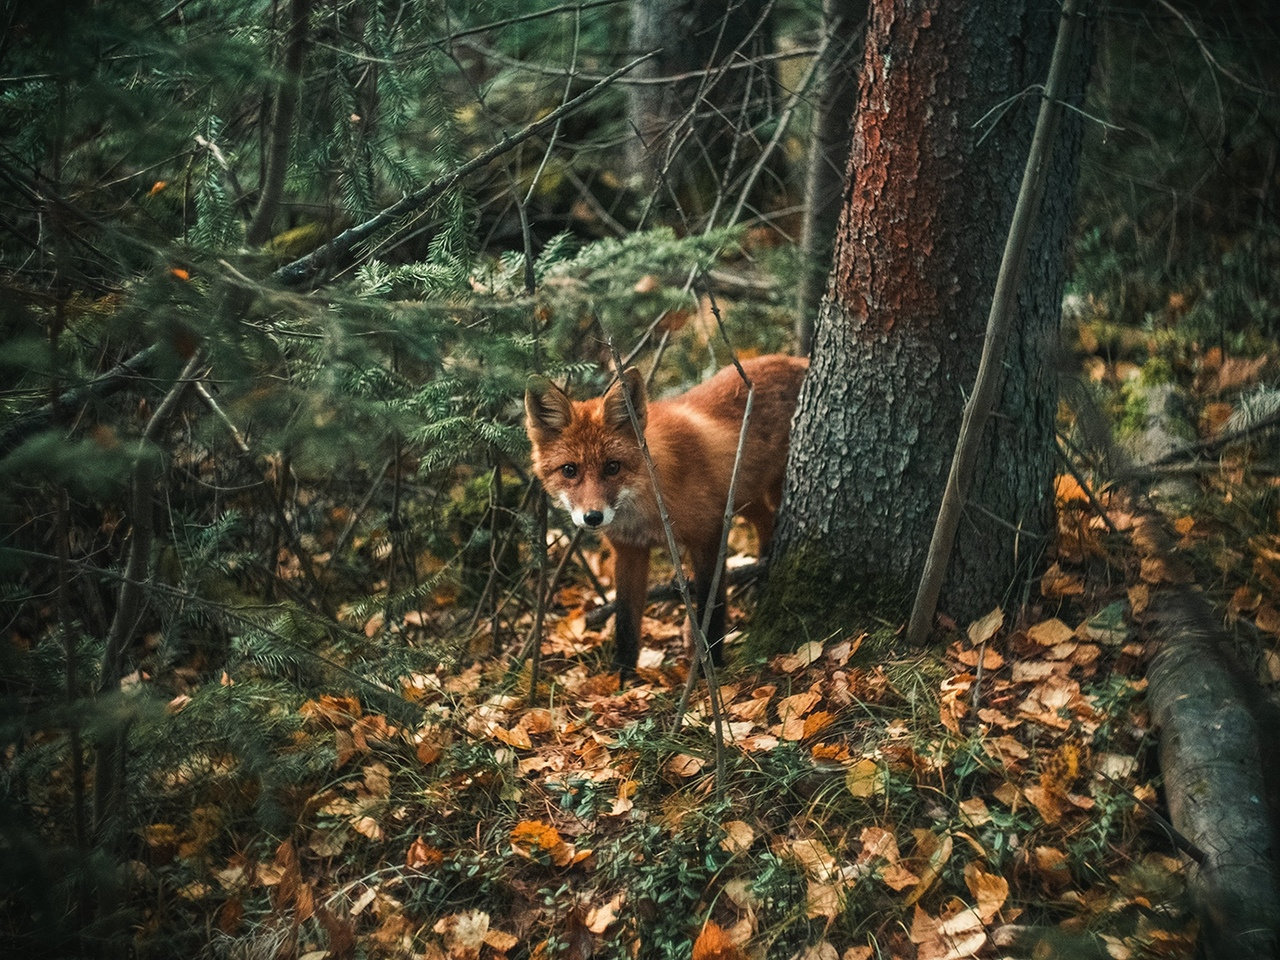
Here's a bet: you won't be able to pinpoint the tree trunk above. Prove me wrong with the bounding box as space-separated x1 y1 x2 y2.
245 0 312 247
627 0 777 221
761 0 1088 635
795 0 866 355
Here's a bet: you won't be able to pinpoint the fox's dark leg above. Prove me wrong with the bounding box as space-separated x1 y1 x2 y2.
611 542 650 677
690 547 727 667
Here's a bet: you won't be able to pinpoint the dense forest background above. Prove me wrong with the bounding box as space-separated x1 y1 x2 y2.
2 0 1280 957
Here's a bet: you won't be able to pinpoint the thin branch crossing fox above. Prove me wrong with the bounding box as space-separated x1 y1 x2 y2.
525 355 807 676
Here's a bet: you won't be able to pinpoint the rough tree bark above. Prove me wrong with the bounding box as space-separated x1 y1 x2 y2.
761 0 1088 635
1146 587 1280 959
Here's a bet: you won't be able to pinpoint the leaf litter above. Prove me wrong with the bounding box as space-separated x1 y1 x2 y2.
130 472 1215 960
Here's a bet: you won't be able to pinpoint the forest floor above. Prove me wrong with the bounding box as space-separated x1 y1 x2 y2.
152 469 1220 959
30 319 1280 960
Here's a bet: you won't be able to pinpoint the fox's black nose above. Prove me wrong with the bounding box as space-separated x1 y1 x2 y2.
583 510 604 527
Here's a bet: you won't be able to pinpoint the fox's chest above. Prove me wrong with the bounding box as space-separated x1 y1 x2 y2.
602 489 665 548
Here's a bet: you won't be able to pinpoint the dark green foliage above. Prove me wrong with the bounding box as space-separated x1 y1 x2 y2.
0 0 779 951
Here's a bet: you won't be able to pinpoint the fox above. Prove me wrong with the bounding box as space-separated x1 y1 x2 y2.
524 354 808 676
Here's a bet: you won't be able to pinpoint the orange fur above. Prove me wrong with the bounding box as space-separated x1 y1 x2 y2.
525 355 808 675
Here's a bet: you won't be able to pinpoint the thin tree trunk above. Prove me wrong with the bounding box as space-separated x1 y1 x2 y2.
795 0 865 355
627 0 777 221
246 0 312 247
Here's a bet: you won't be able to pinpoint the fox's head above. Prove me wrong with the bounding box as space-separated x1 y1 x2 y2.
525 369 648 531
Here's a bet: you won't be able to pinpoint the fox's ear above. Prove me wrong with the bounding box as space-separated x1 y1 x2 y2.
602 367 647 434
525 377 573 436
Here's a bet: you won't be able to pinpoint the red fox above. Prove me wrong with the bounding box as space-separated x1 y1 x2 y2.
525 355 808 676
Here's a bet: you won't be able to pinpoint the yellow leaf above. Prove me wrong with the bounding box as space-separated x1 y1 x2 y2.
845 758 883 798
963 862 1009 923
967 607 1004 645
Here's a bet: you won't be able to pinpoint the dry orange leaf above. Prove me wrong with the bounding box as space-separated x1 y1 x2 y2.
299 694 362 728
1255 603 1280 635
1041 563 1084 597
1031 845 1072 892
584 892 624 933
802 710 836 740
777 690 822 722
783 838 837 881
720 820 756 855
510 820 575 867
484 929 519 953
958 797 991 827
493 725 533 749
1022 784 1067 825
433 910 489 960
692 921 746 960
1026 618 1075 647
665 753 706 777
773 640 825 673
810 742 852 763
1054 473 1090 504
406 837 444 871
806 880 843 920
904 831 953 907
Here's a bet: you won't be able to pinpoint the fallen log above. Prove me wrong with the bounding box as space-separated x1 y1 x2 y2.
1146 588 1280 959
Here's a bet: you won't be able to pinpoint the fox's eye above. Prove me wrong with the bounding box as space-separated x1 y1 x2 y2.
603 460 621 477
560 463 577 479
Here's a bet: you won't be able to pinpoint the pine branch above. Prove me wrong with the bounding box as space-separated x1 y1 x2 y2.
273 51 655 287
0 344 162 458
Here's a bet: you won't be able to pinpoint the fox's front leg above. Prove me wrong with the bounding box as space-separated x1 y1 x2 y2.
611 541 650 677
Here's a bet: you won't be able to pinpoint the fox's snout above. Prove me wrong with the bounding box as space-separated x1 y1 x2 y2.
556 494 617 531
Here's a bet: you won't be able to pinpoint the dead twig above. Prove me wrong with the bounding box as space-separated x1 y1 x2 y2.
1055 436 1119 535
602 333 729 797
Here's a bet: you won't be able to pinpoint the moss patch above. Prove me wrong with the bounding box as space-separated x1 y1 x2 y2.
747 541 913 660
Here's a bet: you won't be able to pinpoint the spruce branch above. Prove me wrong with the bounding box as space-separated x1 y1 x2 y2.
273 51 655 287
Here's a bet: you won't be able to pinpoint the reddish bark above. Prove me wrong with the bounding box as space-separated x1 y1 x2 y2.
762 0 1089 630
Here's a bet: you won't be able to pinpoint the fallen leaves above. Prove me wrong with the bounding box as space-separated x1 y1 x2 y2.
169 485 1183 960
510 820 580 867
